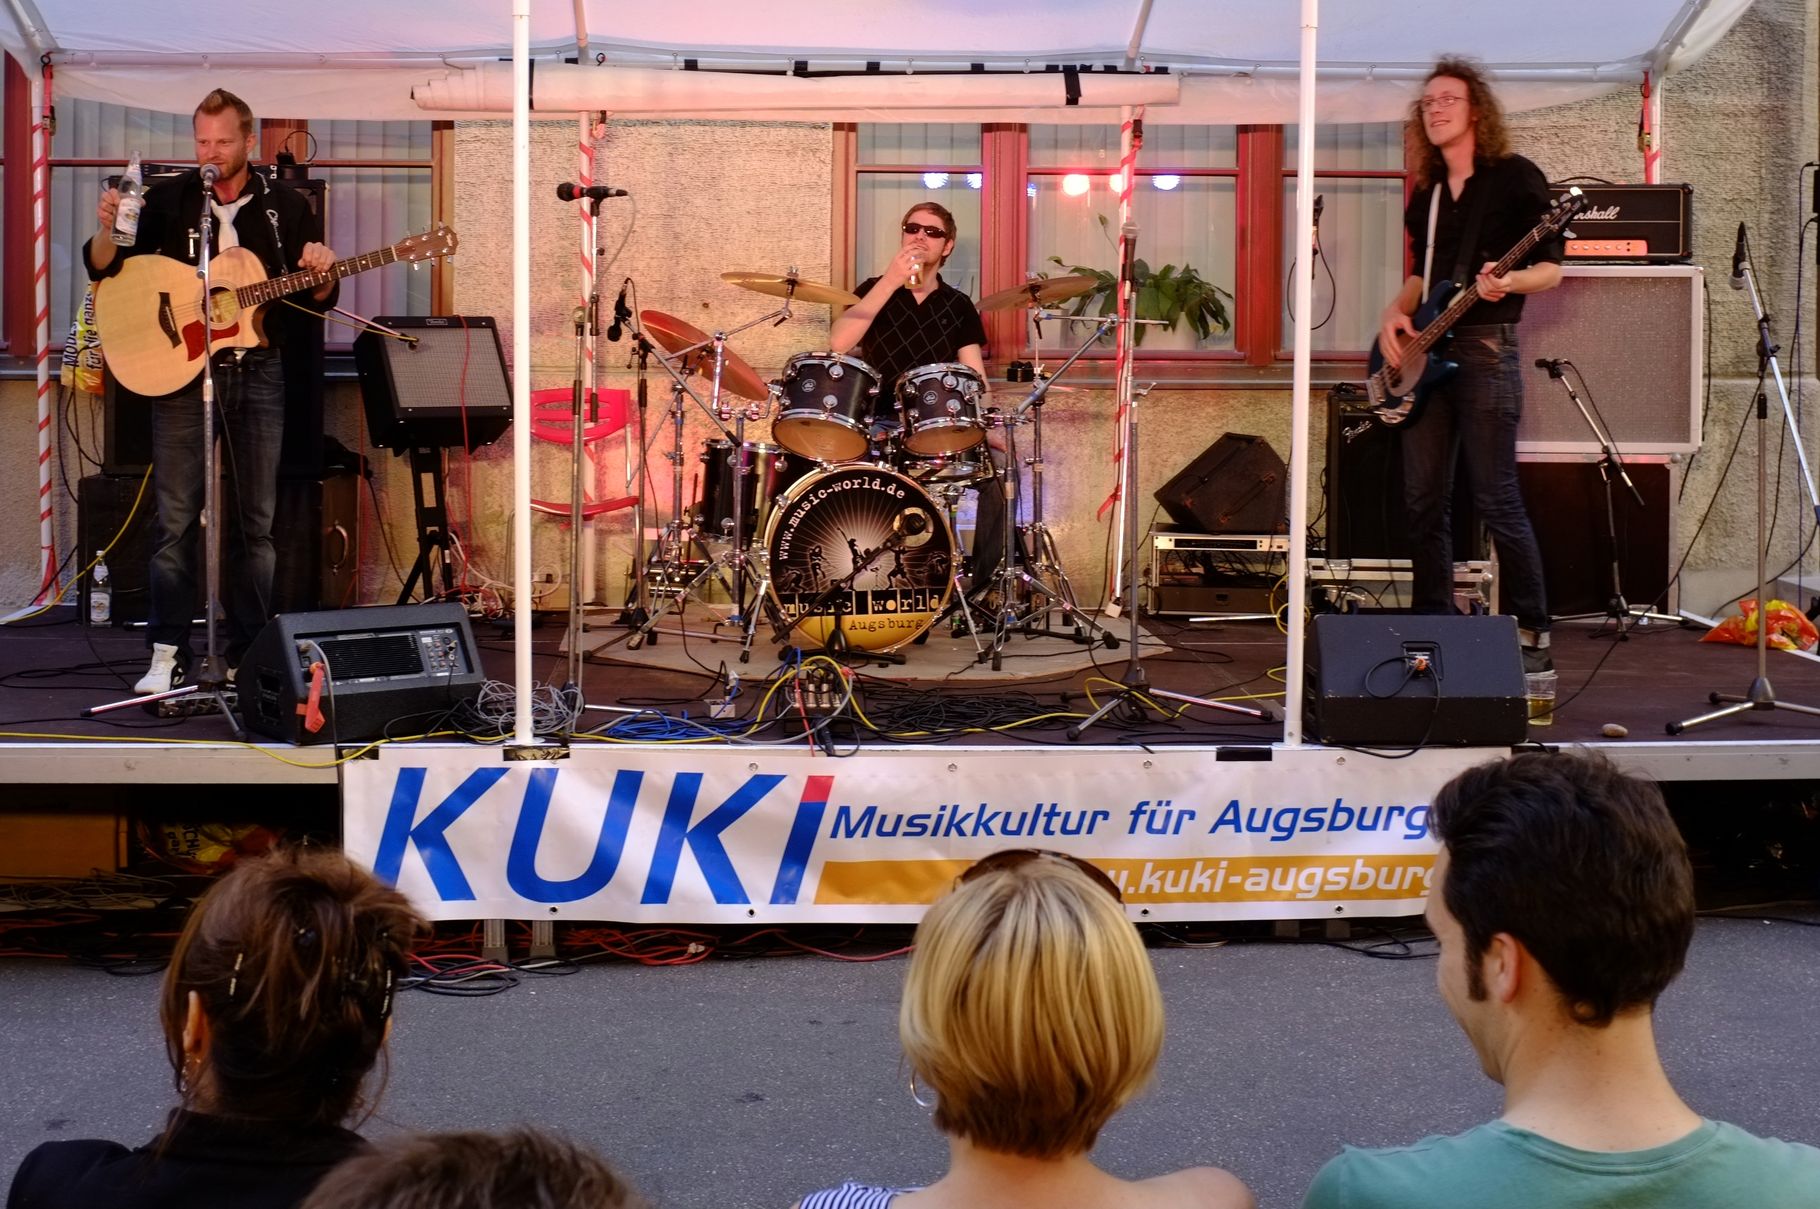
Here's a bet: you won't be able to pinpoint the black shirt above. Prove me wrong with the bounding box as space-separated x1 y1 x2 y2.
1403 153 1562 327
853 275 987 408
84 169 335 349
6 1109 367 1209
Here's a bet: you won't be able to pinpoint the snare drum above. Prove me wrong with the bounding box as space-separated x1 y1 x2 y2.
896 362 986 456
773 352 883 463
692 440 816 545
900 448 992 490
764 464 956 652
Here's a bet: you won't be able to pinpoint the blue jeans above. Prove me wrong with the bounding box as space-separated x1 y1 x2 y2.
1399 324 1549 632
147 347 286 663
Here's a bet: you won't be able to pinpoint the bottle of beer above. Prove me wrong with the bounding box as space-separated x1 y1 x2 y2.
111 152 144 247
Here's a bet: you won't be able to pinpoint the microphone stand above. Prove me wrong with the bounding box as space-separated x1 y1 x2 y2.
1536 360 1679 636
86 169 240 732
1670 234 1820 734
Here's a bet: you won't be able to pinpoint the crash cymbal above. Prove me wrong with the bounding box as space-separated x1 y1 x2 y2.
638 309 769 400
976 275 1102 314
721 271 861 308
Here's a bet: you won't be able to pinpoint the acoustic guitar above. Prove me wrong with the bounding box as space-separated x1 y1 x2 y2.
95 225 458 397
1365 188 1584 427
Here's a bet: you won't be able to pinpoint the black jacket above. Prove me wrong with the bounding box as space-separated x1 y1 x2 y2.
6 1110 367 1209
84 168 336 348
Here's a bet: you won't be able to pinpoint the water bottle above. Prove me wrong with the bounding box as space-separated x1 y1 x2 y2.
111 153 144 247
89 551 112 625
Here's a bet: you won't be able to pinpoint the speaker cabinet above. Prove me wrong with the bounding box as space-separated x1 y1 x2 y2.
354 317 513 452
1520 458 1672 617
1305 613 1527 746
102 379 155 476
1326 401 1483 560
1514 265 1702 454
1154 433 1286 534
78 474 154 625
239 603 484 744
271 470 361 616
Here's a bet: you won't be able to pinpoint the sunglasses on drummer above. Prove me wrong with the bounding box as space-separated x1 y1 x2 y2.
902 221 950 240
956 848 1124 902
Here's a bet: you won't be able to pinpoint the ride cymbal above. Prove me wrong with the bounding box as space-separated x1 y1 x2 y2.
976 275 1102 313
637 309 769 400
721 271 860 308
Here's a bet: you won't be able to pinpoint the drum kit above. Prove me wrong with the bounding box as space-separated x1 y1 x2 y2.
614 266 1122 667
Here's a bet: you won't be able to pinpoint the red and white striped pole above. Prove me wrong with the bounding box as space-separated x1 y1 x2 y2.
31 65 58 604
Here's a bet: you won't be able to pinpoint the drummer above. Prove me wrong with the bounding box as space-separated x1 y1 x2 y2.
831 202 1008 593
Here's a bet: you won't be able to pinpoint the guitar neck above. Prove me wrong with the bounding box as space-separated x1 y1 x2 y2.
1404 223 1556 361
236 246 402 307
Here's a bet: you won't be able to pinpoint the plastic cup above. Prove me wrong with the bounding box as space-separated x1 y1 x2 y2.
1525 670 1558 726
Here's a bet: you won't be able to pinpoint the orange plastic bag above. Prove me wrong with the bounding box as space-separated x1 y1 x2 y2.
1700 598 1819 652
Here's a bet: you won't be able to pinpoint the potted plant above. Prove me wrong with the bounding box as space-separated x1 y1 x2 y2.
1046 254 1233 347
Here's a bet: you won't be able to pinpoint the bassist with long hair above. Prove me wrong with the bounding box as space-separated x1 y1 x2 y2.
1375 58 1563 673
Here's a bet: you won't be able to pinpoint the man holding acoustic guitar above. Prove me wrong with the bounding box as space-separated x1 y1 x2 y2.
1374 58 1563 675
87 88 337 695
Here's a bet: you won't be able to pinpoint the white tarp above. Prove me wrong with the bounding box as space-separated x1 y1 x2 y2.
9 0 1755 122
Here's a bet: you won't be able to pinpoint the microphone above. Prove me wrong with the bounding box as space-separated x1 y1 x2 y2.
895 511 929 536
1534 357 1566 377
1312 194 1324 251
200 163 220 185
606 280 629 343
1730 222 1748 290
556 182 629 202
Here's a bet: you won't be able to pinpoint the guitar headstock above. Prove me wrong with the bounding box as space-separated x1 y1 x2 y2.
395 224 459 262
1544 186 1589 233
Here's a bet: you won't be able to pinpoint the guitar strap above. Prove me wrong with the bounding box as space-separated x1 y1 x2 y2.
1421 174 1493 298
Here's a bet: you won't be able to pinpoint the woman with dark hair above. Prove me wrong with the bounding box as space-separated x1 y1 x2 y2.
794 849 1254 1209
7 847 425 1209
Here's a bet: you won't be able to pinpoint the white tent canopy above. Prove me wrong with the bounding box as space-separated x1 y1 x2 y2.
7 0 1753 122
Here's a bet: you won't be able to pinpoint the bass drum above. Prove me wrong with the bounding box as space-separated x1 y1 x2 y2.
764 465 956 652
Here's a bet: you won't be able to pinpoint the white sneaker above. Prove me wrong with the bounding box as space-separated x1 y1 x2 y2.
134 644 184 694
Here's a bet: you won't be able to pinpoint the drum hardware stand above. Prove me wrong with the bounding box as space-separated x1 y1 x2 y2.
1535 359 1679 638
1671 228 1820 734
1066 225 1270 739
625 300 791 659
86 175 241 734
975 314 1124 671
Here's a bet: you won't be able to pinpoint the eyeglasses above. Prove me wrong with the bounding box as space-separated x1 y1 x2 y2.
902 221 949 240
1419 95 1467 114
957 848 1124 902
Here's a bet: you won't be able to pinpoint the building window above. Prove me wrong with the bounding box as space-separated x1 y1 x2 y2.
1278 122 1408 356
854 123 984 296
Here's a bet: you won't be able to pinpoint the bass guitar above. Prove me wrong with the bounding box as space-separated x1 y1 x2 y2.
1365 187 1584 426
95 225 458 397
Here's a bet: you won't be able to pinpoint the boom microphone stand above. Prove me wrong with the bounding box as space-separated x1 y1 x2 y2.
1534 358 1679 636
1670 225 1820 734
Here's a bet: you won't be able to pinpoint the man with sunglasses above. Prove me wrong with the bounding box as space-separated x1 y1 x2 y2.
832 203 1008 599
1375 57 1559 674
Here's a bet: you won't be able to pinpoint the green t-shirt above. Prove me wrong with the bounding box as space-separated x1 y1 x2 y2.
1303 1119 1820 1209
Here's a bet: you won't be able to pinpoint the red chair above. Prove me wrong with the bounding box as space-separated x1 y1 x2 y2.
528 386 638 521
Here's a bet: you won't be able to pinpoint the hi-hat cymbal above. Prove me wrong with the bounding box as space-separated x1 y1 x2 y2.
976 275 1102 313
638 309 769 401
721 271 860 308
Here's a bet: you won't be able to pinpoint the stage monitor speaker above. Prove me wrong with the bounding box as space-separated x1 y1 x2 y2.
78 474 154 625
354 317 513 452
1305 613 1527 747
1326 399 1483 561
1154 433 1286 534
1515 265 1702 455
239 603 484 745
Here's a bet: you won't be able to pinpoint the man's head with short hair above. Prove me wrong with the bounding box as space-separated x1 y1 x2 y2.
899 201 958 272
898 851 1162 1159
300 1128 639 1209
1429 751 1695 1031
195 88 256 139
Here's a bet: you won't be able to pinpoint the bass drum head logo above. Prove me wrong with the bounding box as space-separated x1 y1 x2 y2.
764 465 954 652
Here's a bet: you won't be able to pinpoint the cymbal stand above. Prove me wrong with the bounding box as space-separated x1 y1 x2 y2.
975 315 1123 670
1670 229 1820 734
625 299 791 657
1537 360 1679 636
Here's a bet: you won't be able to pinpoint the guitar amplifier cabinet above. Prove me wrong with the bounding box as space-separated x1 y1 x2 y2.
1154 434 1287 535
354 317 513 452
1514 266 1703 456
1547 183 1691 262
78 474 154 625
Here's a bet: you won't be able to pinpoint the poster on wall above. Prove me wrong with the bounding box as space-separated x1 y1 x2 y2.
342 745 1496 924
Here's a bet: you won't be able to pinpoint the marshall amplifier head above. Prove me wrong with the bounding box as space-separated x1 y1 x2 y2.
1547 183 1691 262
